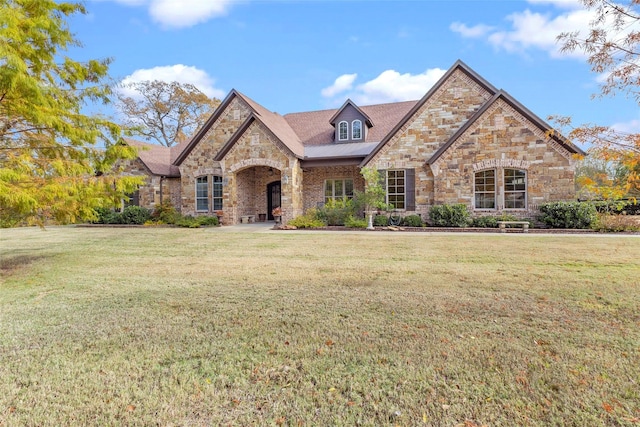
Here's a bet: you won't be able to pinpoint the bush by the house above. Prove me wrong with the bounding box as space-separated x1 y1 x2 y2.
538 201 597 229
93 207 123 224
592 213 640 232
345 215 368 229
429 204 472 227
288 209 326 228
593 200 640 215
119 206 151 225
151 201 179 224
373 214 389 227
401 214 423 227
315 199 356 226
471 215 498 228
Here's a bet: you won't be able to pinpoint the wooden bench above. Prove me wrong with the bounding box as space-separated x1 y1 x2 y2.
240 215 255 224
497 221 529 233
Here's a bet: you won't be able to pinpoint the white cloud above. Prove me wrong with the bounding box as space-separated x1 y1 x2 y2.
104 0 240 28
487 8 593 57
611 118 640 134
321 74 357 98
322 68 447 106
526 0 582 9
450 22 495 38
119 64 226 99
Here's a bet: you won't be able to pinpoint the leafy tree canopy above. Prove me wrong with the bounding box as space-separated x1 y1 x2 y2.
0 0 142 226
117 80 221 147
555 0 640 199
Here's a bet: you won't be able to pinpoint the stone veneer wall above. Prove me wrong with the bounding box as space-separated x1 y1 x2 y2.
366 69 493 218
120 158 178 211
430 100 577 216
301 166 365 212
179 97 252 222
222 121 300 224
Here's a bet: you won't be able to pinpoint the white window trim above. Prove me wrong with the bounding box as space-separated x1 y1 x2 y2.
352 120 362 140
195 176 209 212
503 169 527 210
473 169 497 211
338 121 348 141
212 176 223 211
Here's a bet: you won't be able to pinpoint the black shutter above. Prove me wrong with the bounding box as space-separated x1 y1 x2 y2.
405 168 415 211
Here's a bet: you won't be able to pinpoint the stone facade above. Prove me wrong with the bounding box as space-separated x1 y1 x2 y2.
124 61 583 225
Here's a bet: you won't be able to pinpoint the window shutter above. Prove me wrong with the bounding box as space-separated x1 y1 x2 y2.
405 168 415 211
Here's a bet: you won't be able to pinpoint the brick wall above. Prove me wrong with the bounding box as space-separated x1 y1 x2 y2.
301 166 365 212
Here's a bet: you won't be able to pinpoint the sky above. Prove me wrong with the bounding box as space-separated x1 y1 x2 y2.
68 0 639 137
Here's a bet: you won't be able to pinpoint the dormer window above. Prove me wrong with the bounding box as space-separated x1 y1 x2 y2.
338 121 348 141
352 120 362 140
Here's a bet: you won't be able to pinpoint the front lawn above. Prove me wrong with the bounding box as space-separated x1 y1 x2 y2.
1 227 638 426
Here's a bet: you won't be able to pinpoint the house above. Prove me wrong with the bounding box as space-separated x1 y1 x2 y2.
124 60 584 224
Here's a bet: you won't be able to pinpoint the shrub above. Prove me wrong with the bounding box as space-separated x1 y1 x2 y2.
538 202 597 229
373 214 389 227
174 216 200 228
92 207 122 224
593 200 640 215
288 209 326 228
196 216 219 227
120 206 151 225
429 204 472 227
345 215 368 228
471 216 498 228
401 214 423 227
152 202 178 224
316 199 356 226
592 213 640 232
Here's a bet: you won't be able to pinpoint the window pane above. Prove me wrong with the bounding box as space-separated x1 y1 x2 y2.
345 179 354 199
352 120 361 139
504 169 526 209
474 170 495 209
339 122 348 140
212 176 223 210
387 170 405 209
196 176 208 211
335 180 343 196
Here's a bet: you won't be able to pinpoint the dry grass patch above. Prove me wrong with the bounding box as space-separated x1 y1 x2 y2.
0 227 639 426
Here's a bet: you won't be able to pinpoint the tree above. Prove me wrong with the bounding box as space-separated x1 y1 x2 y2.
116 80 221 147
0 0 142 226
355 167 388 230
555 0 640 199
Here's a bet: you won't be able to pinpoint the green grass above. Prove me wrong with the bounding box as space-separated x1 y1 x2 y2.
1 227 639 426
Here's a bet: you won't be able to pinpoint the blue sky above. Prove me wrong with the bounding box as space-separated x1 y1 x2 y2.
70 0 639 136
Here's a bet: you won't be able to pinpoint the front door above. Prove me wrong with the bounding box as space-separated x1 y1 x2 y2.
267 181 281 220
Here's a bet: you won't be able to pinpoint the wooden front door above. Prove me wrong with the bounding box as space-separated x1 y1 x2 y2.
267 181 281 220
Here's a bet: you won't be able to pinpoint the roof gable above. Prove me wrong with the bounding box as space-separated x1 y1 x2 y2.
427 90 585 165
360 60 499 166
214 113 303 161
329 99 374 127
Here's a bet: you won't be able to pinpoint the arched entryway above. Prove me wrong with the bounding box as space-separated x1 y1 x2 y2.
267 181 281 220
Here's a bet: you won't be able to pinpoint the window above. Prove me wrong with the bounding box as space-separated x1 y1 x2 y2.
474 170 496 209
504 169 526 209
338 121 348 141
196 175 223 212
212 176 223 210
352 120 362 140
196 176 208 211
387 170 405 209
324 179 354 203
